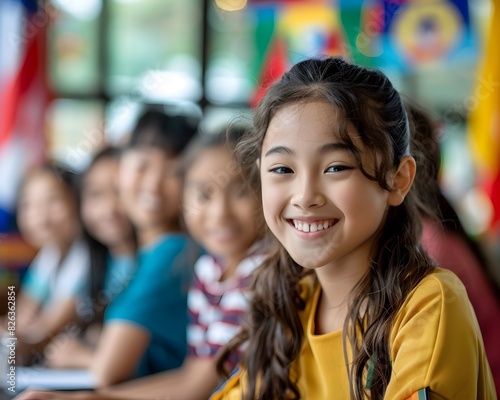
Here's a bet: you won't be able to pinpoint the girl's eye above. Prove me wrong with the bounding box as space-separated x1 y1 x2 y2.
135 163 147 173
84 188 103 199
325 165 352 173
196 191 210 202
270 166 293 174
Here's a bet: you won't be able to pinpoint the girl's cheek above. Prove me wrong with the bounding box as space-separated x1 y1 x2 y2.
81 200 97 229
119 158 140 193
119 172 140 211
261 187 280 214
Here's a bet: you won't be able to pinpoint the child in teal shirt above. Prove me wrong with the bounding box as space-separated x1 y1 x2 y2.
105 233 197 376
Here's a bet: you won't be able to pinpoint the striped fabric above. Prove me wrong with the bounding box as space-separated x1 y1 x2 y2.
187 253 263 370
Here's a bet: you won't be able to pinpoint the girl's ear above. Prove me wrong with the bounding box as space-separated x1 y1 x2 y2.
256 158 260 169
388 156 416 206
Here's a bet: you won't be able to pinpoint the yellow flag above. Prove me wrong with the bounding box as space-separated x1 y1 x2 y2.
468 0 500 178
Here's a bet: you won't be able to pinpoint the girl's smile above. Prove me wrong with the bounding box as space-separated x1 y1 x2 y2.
287 217 339 241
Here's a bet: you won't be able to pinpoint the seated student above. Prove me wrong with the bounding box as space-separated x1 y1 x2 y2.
16 128 267 400
42 147 138 368
408 104 500 394
3 164 90 365
210 57 495 399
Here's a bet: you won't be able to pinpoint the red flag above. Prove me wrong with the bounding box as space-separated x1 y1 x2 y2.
251 36 288 108
0 1 49 217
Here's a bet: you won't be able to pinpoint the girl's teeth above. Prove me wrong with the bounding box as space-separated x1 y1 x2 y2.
293 219 334 232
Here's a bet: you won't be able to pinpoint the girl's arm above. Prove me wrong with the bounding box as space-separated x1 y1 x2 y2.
90 321 150 387
45 337 94 369
16 297 79 364
98 356 220 400
16 323 150 391
26 298 78 341
15 293 41 334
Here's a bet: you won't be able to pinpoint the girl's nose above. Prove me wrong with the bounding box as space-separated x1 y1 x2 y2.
142 169 163 192
290 176 326 209
210 193 230 220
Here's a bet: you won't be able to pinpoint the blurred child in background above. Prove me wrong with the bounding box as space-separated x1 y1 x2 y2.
43 147 138 368
10 164 90 364
79 147 137 325
16 127 267 400
409 104 500 394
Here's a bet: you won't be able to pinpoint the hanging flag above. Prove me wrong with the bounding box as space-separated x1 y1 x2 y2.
355 0 384 58
0 0 50 232
251 36 288 108
468 0 500 230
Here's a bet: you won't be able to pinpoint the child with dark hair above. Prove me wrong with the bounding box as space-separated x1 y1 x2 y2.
408 103 500 394
79 147 137 322
210 57 495 399
6 164 90 363
127 109 201 156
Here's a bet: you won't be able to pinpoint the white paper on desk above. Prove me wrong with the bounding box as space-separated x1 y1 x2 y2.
14 367 96 391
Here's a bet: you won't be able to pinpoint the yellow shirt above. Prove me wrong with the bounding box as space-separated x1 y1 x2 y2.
211 268 496 399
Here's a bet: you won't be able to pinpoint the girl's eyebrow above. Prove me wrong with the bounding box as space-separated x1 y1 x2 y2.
319 142 354 155
264 146 295 157
184 181 205 188
264 143 353 157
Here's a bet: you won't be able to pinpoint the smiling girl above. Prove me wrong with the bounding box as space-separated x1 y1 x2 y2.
12 164 89 363
212 58 496 399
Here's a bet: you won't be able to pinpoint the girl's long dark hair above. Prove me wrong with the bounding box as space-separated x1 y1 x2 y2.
80 147 137 324
217 57 435 399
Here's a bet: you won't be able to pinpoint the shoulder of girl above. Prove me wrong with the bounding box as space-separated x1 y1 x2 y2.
410 267 467 300
397 267 472 320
